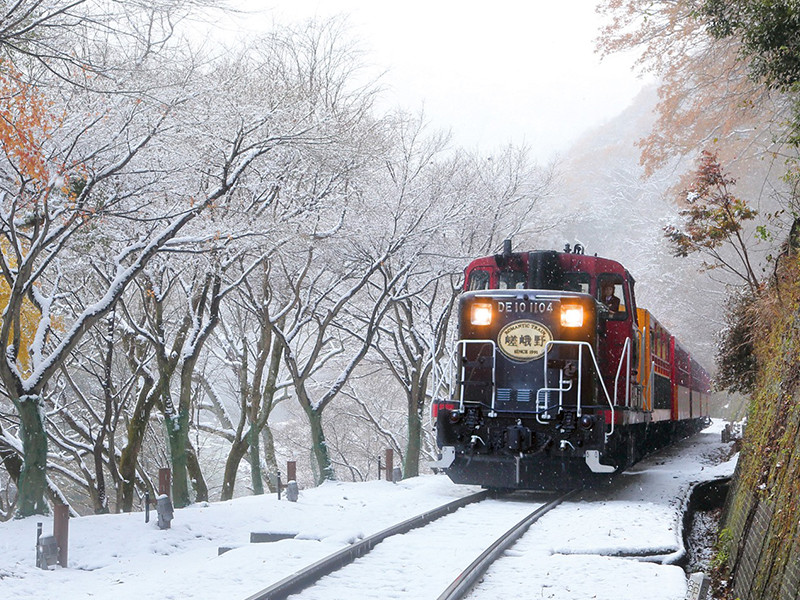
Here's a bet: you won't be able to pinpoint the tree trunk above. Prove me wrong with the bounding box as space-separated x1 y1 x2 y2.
164 273 219 508
92 437 109 514
261 426 278 493
165 408 191 508
248 425 264 495
306 406 335 484
186 439 208 502
118 380 156 512
404 395 423 479
93 311 117 514
220 438 248 501
16 395 50 516
0 423 22 484
403 371 428 479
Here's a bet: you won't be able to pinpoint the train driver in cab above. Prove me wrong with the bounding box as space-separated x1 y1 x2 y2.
601 282 621 312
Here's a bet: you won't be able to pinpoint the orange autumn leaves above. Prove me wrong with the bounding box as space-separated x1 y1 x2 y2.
0 61 65 373
0 245 40 374
0 60 54 188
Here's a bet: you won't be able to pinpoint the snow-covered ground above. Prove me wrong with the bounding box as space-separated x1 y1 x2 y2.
468 421 736 600
0 421 736 600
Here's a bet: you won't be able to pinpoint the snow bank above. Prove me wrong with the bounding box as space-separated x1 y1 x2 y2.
0 421 736 600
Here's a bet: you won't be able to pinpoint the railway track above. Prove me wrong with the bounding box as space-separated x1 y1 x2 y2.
243 489 575 600
437 490 575 600
244 490 489 600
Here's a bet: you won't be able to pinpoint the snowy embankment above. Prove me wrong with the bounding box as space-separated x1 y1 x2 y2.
0 420 736 600
469 419 737 600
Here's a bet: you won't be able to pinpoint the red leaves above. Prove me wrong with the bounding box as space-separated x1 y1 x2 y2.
666 150 755 252
664 149 760 291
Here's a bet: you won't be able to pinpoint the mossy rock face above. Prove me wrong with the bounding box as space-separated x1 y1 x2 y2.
722 257 800 600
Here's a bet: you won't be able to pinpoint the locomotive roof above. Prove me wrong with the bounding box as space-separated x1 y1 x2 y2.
465 249 629 278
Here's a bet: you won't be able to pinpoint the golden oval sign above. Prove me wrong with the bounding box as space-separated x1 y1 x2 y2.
497 320 553 362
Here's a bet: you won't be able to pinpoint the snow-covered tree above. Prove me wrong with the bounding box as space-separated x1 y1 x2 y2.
0 8 360 516
369 131 556 478
203 259 290 500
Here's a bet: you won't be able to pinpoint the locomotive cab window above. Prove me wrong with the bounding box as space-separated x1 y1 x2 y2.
467 269 490 291
564 272 590 294
597 275 627 320
498 270 526 289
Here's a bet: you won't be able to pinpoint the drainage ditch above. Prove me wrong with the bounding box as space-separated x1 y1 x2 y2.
681 477 731 574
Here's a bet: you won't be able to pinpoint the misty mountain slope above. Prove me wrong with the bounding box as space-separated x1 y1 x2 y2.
537 86 723 371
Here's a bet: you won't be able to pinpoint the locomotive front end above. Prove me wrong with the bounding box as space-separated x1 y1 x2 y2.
433 250 619 490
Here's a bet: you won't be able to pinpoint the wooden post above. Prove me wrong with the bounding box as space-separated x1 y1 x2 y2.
53 504 69 568
36 522 42 566
287 461 297 482
385 449 393 482
158 468 171 498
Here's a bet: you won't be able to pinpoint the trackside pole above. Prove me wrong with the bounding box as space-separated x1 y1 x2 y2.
287 461 296 483
156 468 174 530
385 449 393 482
53 504 69 568
158 468 171 497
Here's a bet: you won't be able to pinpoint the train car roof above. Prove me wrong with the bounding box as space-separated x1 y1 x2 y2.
466 249 628 278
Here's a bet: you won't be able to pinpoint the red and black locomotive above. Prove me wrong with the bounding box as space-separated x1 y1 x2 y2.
432 241 711 490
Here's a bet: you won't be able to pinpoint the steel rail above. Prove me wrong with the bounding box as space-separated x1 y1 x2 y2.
437 489 578 600
243 489 489 600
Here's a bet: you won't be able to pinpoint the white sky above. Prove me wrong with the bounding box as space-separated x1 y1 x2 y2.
221 1 647 163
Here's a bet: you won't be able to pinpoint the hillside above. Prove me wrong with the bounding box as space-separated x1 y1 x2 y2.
717 254 800 600
533 87 719 369
533 85 784 418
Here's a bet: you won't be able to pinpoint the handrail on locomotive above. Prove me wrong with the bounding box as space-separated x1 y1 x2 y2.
541 339 618 440
453 339 498 415
449 336 633 442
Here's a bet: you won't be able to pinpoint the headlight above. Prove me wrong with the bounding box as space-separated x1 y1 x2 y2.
470 302 493 326
561 305 584 328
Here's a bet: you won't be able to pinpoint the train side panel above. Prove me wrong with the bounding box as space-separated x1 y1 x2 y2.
637 309 673 423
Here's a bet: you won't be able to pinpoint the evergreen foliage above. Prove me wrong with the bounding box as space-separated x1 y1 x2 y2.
715 290 758 395
703 0 800 90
